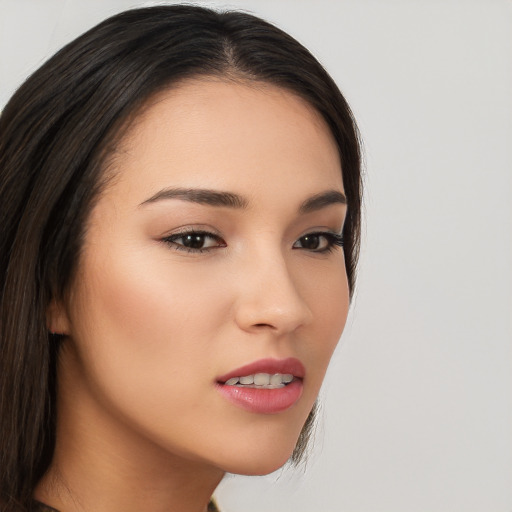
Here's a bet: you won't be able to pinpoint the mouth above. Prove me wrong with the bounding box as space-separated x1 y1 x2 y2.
216 358 305 414
223 372 295 389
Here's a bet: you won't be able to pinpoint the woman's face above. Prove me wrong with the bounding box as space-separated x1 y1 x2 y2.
53 79 349 476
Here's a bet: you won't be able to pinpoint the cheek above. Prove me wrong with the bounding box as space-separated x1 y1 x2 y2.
75 244 227 345
298 262 349 384
68 247 229 421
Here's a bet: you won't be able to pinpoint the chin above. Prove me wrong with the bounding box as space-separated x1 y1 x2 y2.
213 435 300 476
225 454 293 476
203 400 316 476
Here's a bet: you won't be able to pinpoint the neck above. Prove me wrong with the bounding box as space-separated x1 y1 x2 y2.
35 454 223 512
34 350 224 512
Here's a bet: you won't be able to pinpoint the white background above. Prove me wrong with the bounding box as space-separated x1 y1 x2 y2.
1 1 511 511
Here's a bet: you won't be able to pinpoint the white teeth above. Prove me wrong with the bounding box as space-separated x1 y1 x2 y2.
254 373 270 385
270 374 283 385
224 373 295 388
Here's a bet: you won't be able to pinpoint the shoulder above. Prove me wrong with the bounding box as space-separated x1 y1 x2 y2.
32 502 59 512
208 499 221 512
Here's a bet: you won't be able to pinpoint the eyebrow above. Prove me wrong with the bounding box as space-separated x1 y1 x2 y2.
140 187 248 209
140 187 346 212
299 190 347 213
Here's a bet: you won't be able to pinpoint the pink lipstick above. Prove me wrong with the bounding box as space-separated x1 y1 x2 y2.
216 358 304 414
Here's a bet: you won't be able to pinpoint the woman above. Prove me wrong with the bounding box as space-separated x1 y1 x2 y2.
0 5 362 512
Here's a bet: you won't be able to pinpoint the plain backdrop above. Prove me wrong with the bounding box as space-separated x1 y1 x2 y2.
1 1 511 511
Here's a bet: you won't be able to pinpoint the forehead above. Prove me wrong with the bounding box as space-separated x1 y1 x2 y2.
107 78 343 204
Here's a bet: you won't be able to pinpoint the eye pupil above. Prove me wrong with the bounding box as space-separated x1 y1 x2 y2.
301 234 320 250
183 234 205 248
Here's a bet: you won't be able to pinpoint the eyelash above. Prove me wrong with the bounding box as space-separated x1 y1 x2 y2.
161 229 344 254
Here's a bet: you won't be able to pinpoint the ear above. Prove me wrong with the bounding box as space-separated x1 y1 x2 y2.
46 298 71 335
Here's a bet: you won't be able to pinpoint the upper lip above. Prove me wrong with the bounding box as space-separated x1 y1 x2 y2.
216 357 305 383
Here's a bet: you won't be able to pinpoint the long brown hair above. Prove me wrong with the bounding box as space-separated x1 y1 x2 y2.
0 5 362 510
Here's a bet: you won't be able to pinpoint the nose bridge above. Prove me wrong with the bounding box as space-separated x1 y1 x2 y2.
234 242 313 334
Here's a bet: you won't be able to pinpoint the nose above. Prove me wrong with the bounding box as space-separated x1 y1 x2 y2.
233 251 314 335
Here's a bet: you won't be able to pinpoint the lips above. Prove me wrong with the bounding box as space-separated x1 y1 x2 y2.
216 358 305 414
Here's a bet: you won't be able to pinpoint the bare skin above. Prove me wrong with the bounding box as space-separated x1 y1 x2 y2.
37 79 349 512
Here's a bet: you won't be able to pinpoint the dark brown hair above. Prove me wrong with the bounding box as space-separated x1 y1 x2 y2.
0 5 362 510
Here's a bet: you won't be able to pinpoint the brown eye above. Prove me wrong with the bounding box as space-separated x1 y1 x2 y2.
293 232 344 253
163 231 226 253
182 234 208 249
299 234 322 250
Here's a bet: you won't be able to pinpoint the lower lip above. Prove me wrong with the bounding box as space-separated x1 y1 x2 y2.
216 380 303 414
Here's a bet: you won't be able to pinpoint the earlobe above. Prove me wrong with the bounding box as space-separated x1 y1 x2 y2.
46 298 71 335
